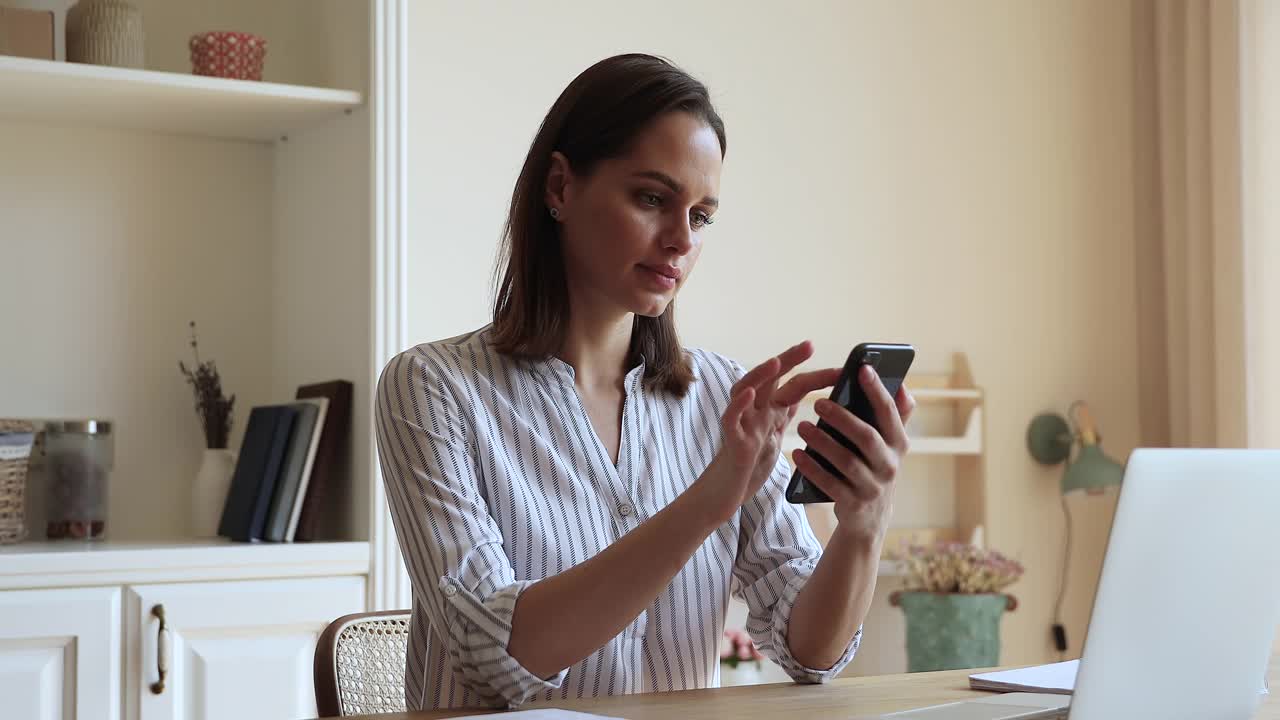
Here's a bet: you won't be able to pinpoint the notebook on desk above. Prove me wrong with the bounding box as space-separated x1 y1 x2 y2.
969 658 1267 697
968 661 1078 695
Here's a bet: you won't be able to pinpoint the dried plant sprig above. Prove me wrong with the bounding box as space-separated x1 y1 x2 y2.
887 541 1024 595
178 321 236 449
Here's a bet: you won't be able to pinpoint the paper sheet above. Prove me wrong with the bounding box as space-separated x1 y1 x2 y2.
443 710 624 720
969 660 1079 695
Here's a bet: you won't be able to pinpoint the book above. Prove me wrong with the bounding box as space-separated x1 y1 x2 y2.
262 400 323 542
283 396 329 541
217 405 298 543
292 380 353 542
969 660 1078 695
0 8 55 60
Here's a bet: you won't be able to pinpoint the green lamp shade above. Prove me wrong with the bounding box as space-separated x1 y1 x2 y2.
1061 444 1125 494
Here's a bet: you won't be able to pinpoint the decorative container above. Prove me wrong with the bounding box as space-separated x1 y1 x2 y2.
43 419 113 540
66 0 144 69
891 591 1017 672
191 447 236 537
189 31 266 81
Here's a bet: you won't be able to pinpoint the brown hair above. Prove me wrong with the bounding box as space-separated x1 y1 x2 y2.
490 53 727 397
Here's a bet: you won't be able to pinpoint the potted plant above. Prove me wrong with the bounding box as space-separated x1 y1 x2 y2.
887 541 1024 672
719 628 766 686
179 321 236 537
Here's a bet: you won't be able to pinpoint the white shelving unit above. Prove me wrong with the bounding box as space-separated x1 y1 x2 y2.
0 2 412 718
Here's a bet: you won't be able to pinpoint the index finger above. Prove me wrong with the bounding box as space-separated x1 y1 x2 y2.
731 356 781 397
772 340 814 380
756 341 814 408
774 367 842 406
731 341 812 397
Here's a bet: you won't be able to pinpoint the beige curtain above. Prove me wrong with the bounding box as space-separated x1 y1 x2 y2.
1133 0 1251 449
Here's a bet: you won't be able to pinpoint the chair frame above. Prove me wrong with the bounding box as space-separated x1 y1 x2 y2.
314 609 412 717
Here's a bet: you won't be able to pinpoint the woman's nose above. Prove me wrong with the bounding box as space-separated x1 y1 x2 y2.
662 215 695 255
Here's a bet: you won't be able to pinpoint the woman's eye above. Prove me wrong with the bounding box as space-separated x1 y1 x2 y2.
691 211 715 229
640 192 662 207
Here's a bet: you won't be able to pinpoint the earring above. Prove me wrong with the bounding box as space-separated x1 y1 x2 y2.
549 207 560 220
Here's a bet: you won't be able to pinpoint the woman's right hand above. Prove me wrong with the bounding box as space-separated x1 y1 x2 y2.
699 342 842 522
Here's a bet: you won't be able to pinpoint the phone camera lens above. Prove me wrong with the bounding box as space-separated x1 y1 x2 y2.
865 351 882 367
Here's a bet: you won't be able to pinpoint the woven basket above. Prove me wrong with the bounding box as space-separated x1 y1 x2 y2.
0 420 35 545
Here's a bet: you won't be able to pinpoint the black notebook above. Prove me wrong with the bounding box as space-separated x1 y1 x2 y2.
217 404 298 542
263 400 323 542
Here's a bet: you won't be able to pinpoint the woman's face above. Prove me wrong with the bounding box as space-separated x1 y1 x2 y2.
547 111 723 319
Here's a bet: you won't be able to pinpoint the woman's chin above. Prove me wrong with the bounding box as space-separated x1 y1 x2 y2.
631 295 673 318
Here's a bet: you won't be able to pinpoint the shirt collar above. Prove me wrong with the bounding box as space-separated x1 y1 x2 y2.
542 354 647 389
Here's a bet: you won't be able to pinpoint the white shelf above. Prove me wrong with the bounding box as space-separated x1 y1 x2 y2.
910 436 982 455
782 404 982 457
911 387 982 401
0 538 370 590
0 56 362 142
878 559 905 577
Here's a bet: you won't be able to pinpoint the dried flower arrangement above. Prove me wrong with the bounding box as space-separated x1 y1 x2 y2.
890 541 1024 595
720 628 765 669
178 321 235 449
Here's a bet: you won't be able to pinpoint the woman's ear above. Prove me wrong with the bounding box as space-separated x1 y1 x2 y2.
544 151 572 219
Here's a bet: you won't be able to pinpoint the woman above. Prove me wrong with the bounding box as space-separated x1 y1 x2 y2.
375 53 914 711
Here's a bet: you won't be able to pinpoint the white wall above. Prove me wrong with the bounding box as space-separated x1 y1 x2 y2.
407 0 1142 670
1 121 277 540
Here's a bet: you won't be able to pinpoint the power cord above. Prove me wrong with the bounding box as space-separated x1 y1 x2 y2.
1052 491 1072 659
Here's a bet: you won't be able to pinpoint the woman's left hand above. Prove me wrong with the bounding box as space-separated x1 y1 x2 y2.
730 341 846 497
791 364 916 546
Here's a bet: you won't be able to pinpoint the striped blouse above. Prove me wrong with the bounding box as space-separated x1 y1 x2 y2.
374 325 860 711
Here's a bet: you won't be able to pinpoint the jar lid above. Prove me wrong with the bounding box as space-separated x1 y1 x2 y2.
44 419 112 435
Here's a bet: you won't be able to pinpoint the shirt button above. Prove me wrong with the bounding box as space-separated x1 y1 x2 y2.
442 583 458 597
618 503 634 518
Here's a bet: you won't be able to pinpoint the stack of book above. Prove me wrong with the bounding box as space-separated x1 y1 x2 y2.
217 380 352 543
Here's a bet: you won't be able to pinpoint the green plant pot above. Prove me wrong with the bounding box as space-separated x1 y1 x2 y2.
891 591 1016 672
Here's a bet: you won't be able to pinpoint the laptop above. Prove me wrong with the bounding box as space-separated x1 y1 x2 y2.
870 448 1280 720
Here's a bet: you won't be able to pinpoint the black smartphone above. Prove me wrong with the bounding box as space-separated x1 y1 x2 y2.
785 342 915 504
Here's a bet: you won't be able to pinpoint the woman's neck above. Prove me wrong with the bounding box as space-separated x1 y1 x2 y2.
558 303 634 395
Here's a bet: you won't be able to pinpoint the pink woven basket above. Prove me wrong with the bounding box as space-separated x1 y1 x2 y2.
189 31 267 81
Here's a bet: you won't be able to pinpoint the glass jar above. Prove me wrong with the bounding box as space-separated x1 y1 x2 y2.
43 419 113 540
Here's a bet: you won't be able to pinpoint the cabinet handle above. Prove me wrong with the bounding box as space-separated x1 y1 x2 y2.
150 604 170 695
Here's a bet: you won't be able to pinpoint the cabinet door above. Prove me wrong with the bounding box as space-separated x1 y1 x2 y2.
125 576 365 720
0 586 121 720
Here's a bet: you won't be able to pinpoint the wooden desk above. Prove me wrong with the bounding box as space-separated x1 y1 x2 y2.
344 650 1280 719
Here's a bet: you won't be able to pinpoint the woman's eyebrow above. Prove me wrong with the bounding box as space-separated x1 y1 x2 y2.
632 170 720 208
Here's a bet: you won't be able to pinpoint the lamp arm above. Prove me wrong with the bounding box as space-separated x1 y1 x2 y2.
1069 401 1100 446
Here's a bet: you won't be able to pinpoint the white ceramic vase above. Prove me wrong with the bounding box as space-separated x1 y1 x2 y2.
191 448 236 537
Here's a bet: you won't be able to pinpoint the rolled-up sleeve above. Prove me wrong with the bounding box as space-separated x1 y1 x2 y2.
732 453 861 683
374 349 566 707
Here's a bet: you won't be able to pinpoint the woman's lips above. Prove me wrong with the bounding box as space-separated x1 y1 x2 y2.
639 264 678 290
